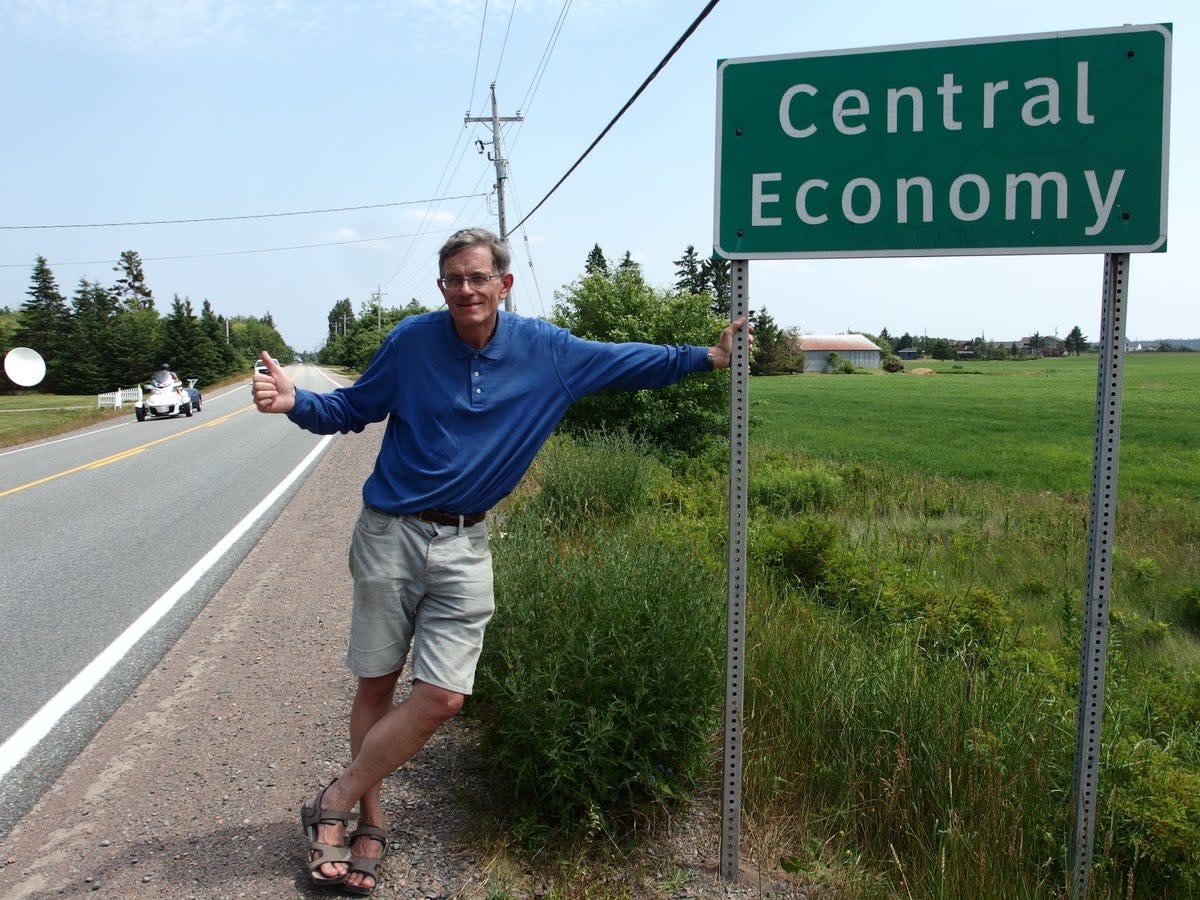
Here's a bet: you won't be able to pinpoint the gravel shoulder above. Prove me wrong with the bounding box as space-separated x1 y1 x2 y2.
0 425 805 899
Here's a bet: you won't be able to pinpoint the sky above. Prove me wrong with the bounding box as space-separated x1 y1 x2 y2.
1 0 1195 354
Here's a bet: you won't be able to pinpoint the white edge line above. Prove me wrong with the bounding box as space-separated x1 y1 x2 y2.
0 432 336 781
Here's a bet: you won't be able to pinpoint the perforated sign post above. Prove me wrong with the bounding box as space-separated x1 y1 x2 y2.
712 25 1170 898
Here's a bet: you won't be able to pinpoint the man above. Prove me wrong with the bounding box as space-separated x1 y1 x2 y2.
150 363 180 388
251 227 749 894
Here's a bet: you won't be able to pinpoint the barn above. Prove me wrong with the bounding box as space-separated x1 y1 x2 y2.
798 334 883 373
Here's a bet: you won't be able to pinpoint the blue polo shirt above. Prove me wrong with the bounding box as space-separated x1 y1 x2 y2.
287 310 713 515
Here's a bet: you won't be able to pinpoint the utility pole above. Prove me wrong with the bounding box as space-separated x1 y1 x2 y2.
465 83 523 312
372 286 387 332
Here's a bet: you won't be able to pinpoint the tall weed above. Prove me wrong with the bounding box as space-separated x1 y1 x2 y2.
472 481 723 836
744 599 1070 897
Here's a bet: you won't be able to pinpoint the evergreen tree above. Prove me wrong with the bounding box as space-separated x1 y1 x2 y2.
673 245 706 295
701 255 731 319
109 309 163 386
877 327 893 354
584 244 609 277
112 250 155 311
927 337 956 360
616 251 641 275
0 306 19 357
1065 325 1088 356
160 295 206 376
748 307 796 375
59 279 119 393
198 300 241 382
14 256 71 390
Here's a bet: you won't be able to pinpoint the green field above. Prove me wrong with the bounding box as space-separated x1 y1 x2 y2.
733 352 1200 898
748 353 1199 505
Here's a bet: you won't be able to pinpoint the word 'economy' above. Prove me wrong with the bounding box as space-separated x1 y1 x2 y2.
751 61 1122 235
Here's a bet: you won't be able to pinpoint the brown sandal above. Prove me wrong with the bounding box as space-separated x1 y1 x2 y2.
300 783 356 886
342 825 388 896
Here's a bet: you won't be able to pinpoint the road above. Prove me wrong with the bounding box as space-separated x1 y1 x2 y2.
0 363 348 833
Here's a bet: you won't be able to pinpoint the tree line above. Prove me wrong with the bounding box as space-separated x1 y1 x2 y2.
1 251 292 394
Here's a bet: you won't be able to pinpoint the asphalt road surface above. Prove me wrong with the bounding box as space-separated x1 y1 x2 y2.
0 364 348 834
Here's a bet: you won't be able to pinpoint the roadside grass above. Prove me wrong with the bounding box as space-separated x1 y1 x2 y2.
0 393 126 448
473 353 1198 898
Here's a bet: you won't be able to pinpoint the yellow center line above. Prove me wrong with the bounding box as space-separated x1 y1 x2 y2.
1 404 257 498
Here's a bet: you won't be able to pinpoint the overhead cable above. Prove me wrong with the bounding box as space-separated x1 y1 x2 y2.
0 194 487 230
508 0 722 235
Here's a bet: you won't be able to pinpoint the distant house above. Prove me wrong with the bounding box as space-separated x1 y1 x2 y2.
798 334 882 373
897 346 920 360
1020 335 1066 357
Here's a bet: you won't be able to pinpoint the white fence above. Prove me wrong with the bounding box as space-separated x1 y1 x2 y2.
97 387 142 409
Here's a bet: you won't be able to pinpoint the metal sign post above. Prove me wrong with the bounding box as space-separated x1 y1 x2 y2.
720 259 751 882
1070 253 1130 899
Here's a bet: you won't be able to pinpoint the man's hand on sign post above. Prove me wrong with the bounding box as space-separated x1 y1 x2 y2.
709 317 753 369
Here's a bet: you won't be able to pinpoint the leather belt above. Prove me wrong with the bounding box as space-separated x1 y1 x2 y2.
415 509 487 527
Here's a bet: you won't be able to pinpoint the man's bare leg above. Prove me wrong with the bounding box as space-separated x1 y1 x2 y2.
342 671 401 892
308 679 464 882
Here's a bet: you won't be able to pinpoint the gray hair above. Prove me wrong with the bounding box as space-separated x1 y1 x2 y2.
438 228 510 275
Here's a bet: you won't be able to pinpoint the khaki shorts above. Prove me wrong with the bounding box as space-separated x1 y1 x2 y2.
346 505 494 694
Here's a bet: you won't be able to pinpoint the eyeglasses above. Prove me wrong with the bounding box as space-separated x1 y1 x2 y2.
437 272 501 290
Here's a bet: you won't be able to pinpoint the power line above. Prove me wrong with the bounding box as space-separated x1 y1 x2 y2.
515 0 572 122
491 0 518 86
509 0 722 235
0 194 487 230
0 231 430 269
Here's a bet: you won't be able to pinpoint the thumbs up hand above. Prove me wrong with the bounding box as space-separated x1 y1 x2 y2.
251 351 296 414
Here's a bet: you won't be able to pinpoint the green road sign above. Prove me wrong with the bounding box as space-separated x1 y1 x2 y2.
714 25 1171 259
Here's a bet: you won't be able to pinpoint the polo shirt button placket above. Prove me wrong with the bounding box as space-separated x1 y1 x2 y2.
471 360 484 407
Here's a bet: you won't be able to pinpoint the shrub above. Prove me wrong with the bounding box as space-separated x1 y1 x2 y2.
816 554 1016 657
749 463 845 515
825 351 857 374
551 273 730 455
752 514 841 588
515 431 668 532
472 497 723 835
1104 737 1200 891
1170 584 1200 632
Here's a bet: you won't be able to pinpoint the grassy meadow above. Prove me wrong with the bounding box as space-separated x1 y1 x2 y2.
735 352 1200 898
749 353 1199 505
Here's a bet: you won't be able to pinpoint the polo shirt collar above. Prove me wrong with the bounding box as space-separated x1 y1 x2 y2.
444 309 508 360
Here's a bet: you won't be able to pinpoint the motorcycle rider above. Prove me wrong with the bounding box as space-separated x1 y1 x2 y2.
150 363 181 389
